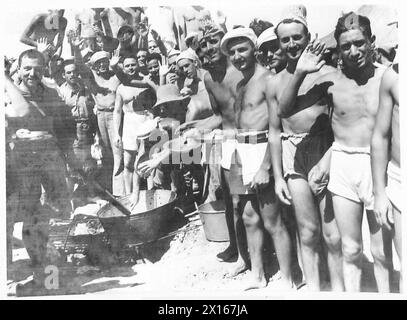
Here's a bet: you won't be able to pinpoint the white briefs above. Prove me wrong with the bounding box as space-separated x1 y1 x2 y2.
328 142 374 210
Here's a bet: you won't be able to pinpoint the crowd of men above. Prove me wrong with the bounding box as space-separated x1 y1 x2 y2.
5 5 400 294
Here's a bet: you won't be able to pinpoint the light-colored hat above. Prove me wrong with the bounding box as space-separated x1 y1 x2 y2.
220 27 257 56
185 31 200 43
89 51 110 65
168 48 181 58
153 84 190 109
176 48 199 64
276 4 308 31
202 23 225 40
257 27 277 49
82 27 96 38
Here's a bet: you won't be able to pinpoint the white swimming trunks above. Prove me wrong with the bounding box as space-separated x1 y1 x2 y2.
220 132 269 194
122 113 148 151
328 142 374 210
386 160 402 212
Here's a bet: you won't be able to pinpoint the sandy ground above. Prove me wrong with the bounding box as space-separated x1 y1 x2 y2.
7 210 401 298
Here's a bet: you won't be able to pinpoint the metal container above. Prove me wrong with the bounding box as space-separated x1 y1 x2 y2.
97 190 179 244
198 200 229 242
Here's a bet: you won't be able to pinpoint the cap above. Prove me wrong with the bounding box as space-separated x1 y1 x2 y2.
220 27 257 56
176 48 199 64
276 4 308 32
202 23 225 40
257 27 277 49
89 51 110 65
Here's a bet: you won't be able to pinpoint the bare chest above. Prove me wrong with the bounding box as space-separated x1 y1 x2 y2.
329 77 381 120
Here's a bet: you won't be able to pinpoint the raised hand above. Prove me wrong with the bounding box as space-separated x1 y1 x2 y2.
36 37 51 53
72 37 84 49
215 10 227 25
296 39 326 74
150 28 160 41
137 22 150 38
110 48 121 67
159 63 171 78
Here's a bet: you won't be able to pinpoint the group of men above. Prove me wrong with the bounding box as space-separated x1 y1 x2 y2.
5 5 401 294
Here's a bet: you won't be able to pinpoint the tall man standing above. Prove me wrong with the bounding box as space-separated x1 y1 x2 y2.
219 28 293 290
269 8 343 291
87 51 125 196
178 24 245 266
6 49 72 291
371 64 401 290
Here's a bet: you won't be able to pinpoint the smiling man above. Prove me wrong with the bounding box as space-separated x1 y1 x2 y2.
86 51 125 196
278 12 393 292
6 49 72 293
113 54 156 208
220 27 294 290
268 7 342 292
256 27 287 73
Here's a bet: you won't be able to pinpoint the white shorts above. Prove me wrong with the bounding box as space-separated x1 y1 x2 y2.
386 161 402 212
122 113 147 151
328 142 374 210
221 140 269 186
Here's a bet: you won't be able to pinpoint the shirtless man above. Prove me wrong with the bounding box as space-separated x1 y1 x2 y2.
20 10 67 57
278 12 393 292
6 50 71 294
87 51 125 196
175 24 245 264
220 28 293 290
256 27 287 73
113 54 156 207
371 64 401 290
268 11 342 292
176 49 213 121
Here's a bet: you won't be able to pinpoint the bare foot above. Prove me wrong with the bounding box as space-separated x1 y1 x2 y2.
243 274 267 291
227 259 249 278
216 246 238 262
268 277 297 292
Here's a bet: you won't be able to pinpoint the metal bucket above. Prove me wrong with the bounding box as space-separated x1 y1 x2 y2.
198 200 229 242
97 190 179 244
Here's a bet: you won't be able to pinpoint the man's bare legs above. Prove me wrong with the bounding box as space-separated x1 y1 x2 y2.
228 193 250 277
393 208 403 292
366 209 393 293
287 177 321 291
217 168 238 262
258 183 293 289
239 195 267 289
332 194 363 292
319 192 344 291
123 150 137 195
124 149 140 208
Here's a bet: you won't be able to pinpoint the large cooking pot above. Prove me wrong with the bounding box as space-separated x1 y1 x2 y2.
97 189 181 244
